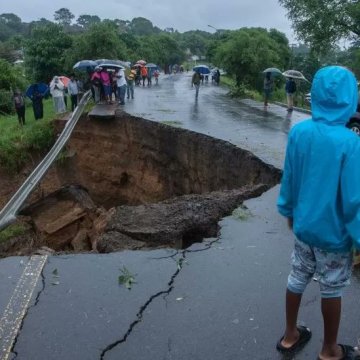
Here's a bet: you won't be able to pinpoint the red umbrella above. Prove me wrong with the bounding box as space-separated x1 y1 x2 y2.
59 76 70 87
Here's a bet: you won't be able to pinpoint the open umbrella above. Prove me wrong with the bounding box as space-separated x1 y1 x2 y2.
193 65 210 75
132 63 143 68
95 59 110 64
136 60 146 65
59 76 70 87
145 63 158 69
263 67 282 76
282 70 308 81
97 64 125 70
96 59 129 68
25 83 49 99
73 60 97 70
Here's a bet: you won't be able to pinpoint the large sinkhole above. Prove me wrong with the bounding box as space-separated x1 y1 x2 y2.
0 110 281 257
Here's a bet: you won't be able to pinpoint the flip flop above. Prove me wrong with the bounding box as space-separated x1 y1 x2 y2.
276 325 312 354
317 344 360 360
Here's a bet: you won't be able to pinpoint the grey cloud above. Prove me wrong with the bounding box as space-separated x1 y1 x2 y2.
1 0 295 40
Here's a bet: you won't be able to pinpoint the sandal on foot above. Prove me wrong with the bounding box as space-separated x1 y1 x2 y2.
276 325 312 353
317 344 360 360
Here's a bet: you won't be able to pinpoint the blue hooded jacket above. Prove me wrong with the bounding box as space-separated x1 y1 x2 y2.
277 66 360 251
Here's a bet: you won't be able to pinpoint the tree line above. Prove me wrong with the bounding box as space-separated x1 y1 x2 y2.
0 3 359 112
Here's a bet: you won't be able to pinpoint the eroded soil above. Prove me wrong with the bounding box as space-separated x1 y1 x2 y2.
0 110 281 257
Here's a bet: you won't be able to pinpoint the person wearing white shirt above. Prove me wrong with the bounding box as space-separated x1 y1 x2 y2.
68 74 79 111
115 68 127 105
50 76 66 113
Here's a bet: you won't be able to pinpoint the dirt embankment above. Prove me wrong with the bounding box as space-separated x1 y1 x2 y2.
0 110 281 257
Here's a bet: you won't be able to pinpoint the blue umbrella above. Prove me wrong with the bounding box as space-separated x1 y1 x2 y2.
193 65 210 75
25 83 49 99
73 60 98 70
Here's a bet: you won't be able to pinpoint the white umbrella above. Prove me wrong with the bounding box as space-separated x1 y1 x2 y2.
282 70 308 81
263 67 282 76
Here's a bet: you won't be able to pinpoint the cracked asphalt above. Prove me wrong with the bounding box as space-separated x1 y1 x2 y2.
1 74 360 359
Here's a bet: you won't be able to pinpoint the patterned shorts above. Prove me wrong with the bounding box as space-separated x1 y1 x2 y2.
287 239 353 298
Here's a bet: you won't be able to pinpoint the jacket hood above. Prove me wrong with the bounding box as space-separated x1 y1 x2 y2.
311 66 358 125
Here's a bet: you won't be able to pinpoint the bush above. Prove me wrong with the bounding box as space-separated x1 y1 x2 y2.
0 98 56 172
0 89 14 115
0 223 26 244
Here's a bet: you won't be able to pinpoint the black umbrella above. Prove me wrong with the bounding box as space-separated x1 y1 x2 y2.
73 60 98 70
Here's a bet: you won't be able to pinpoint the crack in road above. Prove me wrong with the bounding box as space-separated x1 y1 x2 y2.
100 237 220 359
100 254 186 359
11 264 47 359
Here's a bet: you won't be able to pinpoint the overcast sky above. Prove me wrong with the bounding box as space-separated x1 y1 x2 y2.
1 0 296 41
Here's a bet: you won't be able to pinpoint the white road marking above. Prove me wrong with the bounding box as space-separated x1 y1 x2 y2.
0 255 48 360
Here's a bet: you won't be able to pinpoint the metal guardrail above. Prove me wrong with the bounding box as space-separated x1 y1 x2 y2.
0 90 92 231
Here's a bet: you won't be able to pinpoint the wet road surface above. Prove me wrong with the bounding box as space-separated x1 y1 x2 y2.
124 73 307 168
1 75 360 360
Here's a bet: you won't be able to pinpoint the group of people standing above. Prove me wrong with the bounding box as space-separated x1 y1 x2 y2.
50 75 81 113
12 74 82 127
13 84 44 126
134 66 159 86
191 68 221 99
263 72 297 111
90 65 160 105
91 66 136 105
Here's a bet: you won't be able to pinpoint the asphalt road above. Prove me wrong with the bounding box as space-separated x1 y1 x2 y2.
1 74 359 360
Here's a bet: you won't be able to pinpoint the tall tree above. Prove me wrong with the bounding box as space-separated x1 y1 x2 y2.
76 15 101 29
0 13 23 41
65 22 128 69
25 23 72 82
214 28 284 87
279 0 360 52
128 17 156 35
54 8 75 26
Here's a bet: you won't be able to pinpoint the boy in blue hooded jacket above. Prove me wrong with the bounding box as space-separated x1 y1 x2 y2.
277 66 360 360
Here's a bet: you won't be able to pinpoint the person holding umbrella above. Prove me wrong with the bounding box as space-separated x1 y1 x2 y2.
31 84 44 120
50 76 66 114
192 69 202 99
140 66 148 87
285 77 297 112
25 83 48 120
115 67 127 105
68 74 79 111
263 72 274 107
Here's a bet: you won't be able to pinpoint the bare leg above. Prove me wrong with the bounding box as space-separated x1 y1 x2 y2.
318 297 343 359
281 289 302 347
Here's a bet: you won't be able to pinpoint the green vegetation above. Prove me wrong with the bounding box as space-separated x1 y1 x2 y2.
0 4 357 149
279 0 360 54
0 98 56 172
0 223 26 244
232 205 253 221
118 266 137 290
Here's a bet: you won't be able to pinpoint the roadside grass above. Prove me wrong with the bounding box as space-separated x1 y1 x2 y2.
0 223 27 244
221 75 311 110
0 99 57 173
220 75 236 88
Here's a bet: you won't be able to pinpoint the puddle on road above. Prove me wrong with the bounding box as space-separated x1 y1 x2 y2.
0 111 281 257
